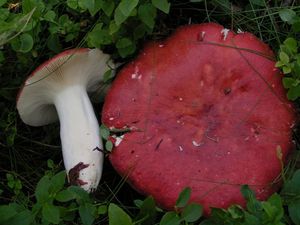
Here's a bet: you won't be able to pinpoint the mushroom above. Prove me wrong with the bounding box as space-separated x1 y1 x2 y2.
17 48 113 192
101 23 296 214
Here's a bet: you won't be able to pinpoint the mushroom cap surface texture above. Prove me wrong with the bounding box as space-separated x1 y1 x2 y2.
101 23 296 214
17 48 110 126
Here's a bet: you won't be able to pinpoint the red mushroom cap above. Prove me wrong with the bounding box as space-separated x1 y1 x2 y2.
102 23 296 214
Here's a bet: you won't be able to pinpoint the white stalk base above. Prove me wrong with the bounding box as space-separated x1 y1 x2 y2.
54 85 103 192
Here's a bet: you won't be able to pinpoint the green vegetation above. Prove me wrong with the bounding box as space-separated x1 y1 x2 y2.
1 0 300 224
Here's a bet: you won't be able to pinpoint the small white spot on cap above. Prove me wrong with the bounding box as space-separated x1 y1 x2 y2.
115 135 124 147
159 44 164 48
109 117 114 121
178 146 183 152
221 28 230 41
192 140 204 147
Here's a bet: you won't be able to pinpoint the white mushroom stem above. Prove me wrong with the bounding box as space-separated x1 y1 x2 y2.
54 85 103 192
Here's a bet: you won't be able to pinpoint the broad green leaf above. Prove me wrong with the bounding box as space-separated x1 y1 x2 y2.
287 85 300 100
114 6 128 26
35 175 51 203
102 1 115 16
289 200 300 225
88 0 103 16
279 52 289 64
0 205 17 222
78 0 95 14
181 203 202 222
135 196 157 225
118 0 139 16
116 37 136 57
55 189 76 202
138 4 156 29
68 186 90 202
43 10 56 22
281 170 300 198
49 171 66 193
6 209 32 225
98 205 108 215
283 38 298 54
42 203 60 224
282 77 295 89
152 0 170 13
67 0 78 9
11 33 33 53
109 21 120 35
175 187 191 208
79 203 96 225
241 185 262 214
279 9 296 24
108 203 133 225
159 212 181 225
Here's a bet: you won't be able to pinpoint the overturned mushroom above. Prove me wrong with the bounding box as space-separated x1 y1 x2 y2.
17 48 113 192
102 23 296 214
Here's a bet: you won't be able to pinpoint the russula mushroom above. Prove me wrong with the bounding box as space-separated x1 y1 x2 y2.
17 48 113 192
102 23 296 214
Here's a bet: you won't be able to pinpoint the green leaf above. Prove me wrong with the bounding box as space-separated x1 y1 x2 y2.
138 4 156 29
175 187 191 208
151 0 170 13
67 0 78 9
116 37 136 57
103 69 115 83
283 38 298 54
98 205 108 215
282 77 295 89
105 140 113 152
6 209 32 225
87 24 112 47
49 171 66 194
79 203 96 225
42 203 60 224
35 175 51 203
181 203 203 222
287 86 300 100
108 203 133 225
102 1 115 16
0 205 18 222
43 10 56 22
100 124 110 139
279 9 296 24
135 196 157 225
11 33 33 53
281 170 300 198
68 186 91 202
118 0 139 17
279 52 289 64
55 189 76 202
289 200 300 225
114 6 128 26
159 212 181 225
